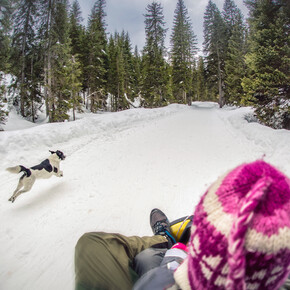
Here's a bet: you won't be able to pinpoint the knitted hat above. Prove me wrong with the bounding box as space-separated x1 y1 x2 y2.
174 160 290 290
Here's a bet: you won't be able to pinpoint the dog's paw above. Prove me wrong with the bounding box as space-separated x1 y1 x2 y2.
8 197 15 203
59 171 63 177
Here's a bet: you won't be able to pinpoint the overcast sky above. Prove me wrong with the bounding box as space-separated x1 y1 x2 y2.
76 0 249 53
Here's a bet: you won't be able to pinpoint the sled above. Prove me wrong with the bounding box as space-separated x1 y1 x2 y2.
170 215 193 244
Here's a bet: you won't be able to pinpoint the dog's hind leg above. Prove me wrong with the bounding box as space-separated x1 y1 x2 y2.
9 176 35 203
8 177 24 202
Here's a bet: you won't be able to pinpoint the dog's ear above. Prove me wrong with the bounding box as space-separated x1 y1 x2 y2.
49 150 55 154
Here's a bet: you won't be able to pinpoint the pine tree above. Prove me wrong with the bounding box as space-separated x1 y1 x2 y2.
132 46 142 103
51 0 83 122
37 0 81 122
122 31 135 103
69 0 83 56
68 0 85 102
0 0 15 126
0 0 15 73
223 0 246 105
67 55 82 121
39 0 56 119
107 32 126 111
142 2 170 107
11 0 39 117
203 0 227 107
0 73 9 129
86 0 108 112
224 23 246 105
170 0 197 105
242 0 289 129
195 56 207 101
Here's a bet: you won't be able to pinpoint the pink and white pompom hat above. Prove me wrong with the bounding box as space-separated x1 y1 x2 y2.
174 160 290 290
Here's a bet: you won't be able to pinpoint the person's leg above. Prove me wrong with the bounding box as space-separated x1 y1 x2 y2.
75 232 168 290
133 248 167 277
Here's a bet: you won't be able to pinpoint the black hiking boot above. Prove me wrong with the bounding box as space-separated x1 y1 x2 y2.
150 208 176 248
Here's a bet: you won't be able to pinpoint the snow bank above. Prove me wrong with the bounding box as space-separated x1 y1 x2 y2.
0 104 188 167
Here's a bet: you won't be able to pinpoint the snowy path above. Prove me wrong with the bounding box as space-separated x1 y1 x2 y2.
0 103 289 290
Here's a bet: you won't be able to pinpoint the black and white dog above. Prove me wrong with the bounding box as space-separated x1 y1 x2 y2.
7 150 66 203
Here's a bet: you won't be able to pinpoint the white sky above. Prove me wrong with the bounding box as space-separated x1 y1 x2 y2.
75 0 249 52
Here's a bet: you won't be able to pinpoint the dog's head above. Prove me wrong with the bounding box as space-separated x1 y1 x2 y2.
49 150 66 160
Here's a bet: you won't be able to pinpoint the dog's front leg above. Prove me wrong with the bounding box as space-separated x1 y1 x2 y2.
53 166 63 177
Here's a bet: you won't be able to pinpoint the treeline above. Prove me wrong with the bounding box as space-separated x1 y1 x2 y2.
0 0 289 129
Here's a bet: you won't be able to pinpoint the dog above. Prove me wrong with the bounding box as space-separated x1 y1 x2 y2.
6 150 66 203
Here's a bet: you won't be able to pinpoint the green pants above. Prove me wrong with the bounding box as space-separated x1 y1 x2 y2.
75 232 168 290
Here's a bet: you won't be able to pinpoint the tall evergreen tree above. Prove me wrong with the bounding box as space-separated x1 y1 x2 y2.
69 0 84 57
11 0 39 117
107 32 126 111
223 0 246 105
142 2 170 107
39 0 56 119
48 0 73 122
0 0 15 126
195 56 207 101
37 0 81 122
203 0 227 107
86 0 107 112
0 78 8 129
122 31 135 102
170 0 197 105
132 45 142 102
0 0 15 73
69 0 85 101
242 0 289 129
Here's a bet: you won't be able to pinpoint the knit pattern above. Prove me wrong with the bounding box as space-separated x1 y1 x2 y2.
175 160 290 290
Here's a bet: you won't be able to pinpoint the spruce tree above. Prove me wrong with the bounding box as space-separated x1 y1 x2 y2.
39 0 57 119
0 0 15 73
107 34 118 111
122 31 135 103
11 0 39 117
142 2 170 107
223 0 246 105
69 0 85 102
67 55 82 121
0 0 15 126
107 32 126 111
86 0 107 112
0 74 9 129
224 23 246 105
38 0 81 122
132 46 142 104
242 0 289 129
170 0 197 105
195 56 207 101
203 0 227 107
69 0 84 57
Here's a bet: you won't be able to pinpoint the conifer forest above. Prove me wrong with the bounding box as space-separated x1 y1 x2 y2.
0 0 289 129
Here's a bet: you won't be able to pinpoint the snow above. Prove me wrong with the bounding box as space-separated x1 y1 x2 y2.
0 102 290 290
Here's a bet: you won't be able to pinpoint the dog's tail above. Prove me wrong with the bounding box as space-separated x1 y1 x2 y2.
6 165 29 175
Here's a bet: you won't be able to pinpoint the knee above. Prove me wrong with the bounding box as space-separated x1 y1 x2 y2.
75 232 96 256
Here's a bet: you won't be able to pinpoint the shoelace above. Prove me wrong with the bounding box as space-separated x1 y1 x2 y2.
153 221 168 235
153 221 177 244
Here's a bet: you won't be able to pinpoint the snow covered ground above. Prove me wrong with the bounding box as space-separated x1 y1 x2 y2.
0 102 289 290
